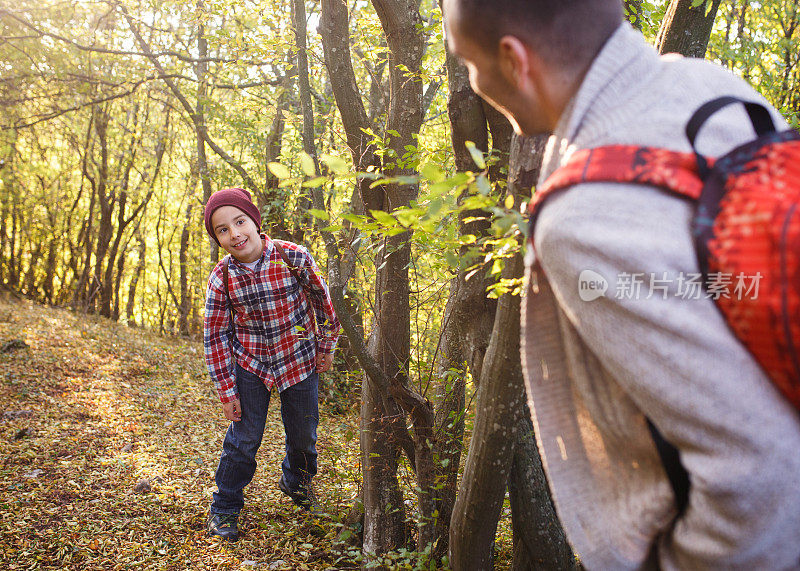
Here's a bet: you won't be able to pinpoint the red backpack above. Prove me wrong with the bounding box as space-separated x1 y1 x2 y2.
528 96 800 408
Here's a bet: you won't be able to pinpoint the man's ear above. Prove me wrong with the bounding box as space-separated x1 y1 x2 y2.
497 35 532 88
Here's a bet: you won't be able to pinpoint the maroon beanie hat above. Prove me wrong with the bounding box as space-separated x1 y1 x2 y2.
204 188 261 244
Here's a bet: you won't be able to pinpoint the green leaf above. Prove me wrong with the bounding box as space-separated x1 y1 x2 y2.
308 209 330 221
464 141 486 170
268 162 290 179
504 195 515 209
301 176 327 188
321 153 349 175
394 208 421 228
300 152 316 177
420 162 445 183
342 213 366 224
370 210 397 227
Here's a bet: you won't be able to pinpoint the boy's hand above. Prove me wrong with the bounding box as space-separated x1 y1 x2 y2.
222 398 242 422
316 352 334 373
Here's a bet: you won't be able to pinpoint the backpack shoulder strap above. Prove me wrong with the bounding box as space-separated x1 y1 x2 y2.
221 256 231 304
528 145 703 227
272 240 304 284
220 257 236 334
272 240 318 334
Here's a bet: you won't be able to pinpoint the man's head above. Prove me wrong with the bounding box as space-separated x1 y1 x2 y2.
204 188 264 262
443 0 623 135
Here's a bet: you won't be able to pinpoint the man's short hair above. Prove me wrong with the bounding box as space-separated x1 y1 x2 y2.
452 0 623 67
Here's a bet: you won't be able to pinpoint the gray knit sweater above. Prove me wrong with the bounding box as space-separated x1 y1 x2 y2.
522 24 800 570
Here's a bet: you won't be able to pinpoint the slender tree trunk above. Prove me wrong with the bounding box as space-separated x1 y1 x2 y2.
72 182 97 311
449 253 526 569
100 190 127 317
360 364 407 555
23 243 42 296
89 108 115 313
361 0 427 556
656 0 723 58
113 237 128 321
0 131 17 287
195 1 218 268
261 67 293 240
430 25 498 558
178 202 192 336
126 229 146 326
291 0 319 245
43 235 58 303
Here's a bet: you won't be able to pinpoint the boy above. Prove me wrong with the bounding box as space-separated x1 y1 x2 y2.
203 187 341 541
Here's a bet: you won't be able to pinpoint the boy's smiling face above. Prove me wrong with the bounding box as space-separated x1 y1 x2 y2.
211 205 264 263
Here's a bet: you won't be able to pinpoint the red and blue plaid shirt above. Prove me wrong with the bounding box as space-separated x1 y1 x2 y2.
204 236 341 403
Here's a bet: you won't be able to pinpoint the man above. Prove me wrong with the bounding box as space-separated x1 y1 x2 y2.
443 0 800 568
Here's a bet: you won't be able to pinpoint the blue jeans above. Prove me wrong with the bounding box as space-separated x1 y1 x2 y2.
211 365 319 515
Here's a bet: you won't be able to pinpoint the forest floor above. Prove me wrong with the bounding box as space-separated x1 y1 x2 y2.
0 294 512 570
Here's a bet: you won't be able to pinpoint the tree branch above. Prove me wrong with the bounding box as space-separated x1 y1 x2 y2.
118 3 260 193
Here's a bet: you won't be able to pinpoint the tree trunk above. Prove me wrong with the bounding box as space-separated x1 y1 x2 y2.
429 24 500 558
656 0 723 58
23 243 42 296
0 130 17 287
260 66 293 240
113 235 128 321
319 0 382 212
72 181 97 311
449 253 526 569
178 201 193 336
291 0 319 245
126 229 146 326
361 361 407 555
508 410 576 569
89 107 115 314
195 1 217 268
320 0 423 558
43 235 58 303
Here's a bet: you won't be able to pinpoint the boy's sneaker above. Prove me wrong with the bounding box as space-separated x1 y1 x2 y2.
207 513 239 541
279 476 323 515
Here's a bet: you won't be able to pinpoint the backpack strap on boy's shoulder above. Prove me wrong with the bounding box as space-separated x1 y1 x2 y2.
220 257 236 336
272 240 305 286
272 240 319 335
221 256 231 304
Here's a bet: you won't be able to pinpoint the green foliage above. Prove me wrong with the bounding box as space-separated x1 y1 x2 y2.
707 0 800 127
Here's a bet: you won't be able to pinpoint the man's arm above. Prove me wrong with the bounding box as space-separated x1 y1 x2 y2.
535 182 800 569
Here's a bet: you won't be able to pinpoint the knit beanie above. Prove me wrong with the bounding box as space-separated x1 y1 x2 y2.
204 188 261 244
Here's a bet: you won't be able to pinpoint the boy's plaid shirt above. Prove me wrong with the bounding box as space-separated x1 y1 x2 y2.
204 236 341 403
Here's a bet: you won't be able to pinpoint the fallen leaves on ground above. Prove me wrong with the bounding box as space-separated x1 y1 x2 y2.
0 296 361 570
